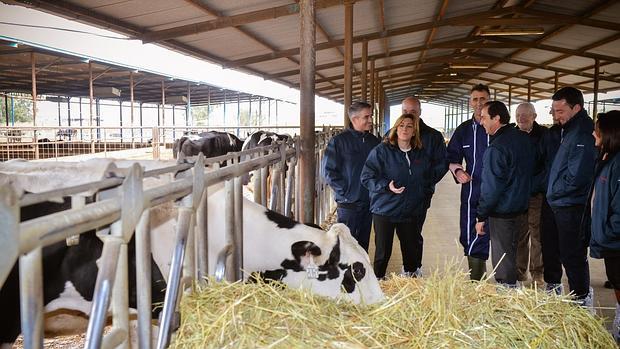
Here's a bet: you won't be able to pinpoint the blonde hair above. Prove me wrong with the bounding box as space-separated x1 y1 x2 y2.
386 113 422 150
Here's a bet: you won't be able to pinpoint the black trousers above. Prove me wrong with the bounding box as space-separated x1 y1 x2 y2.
488 214 527 285
540 201 590 298
337 205 373 252
604 256 620 303
372 213 424 278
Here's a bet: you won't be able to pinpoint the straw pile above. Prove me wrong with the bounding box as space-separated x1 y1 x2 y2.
171 264 615 348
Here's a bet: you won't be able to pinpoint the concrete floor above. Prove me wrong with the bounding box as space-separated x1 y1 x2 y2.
366 173 618 333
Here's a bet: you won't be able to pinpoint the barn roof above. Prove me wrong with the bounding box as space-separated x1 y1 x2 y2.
0 37 283 106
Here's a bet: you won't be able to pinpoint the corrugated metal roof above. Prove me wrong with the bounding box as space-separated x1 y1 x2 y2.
0 39 278 106
3 0 620 106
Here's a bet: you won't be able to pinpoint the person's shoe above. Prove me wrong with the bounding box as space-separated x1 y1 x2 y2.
400 266 422 278
545 282 563 295
413 267 423 278
467 256 486 281
531 273 544 287
577 287 595 315
604 280 613 289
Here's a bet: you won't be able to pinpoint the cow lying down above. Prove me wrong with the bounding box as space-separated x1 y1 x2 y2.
0 158 384 347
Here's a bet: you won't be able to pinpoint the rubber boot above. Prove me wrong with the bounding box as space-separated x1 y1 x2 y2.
467 256 486 281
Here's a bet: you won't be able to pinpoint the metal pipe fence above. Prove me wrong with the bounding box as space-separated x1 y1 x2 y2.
0 128 341 349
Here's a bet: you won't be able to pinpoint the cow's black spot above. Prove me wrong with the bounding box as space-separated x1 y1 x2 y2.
265 210 298 229
248 270 288 285
318 238 341 281
304 222 323 230
281 241 322 272
341 262 366 294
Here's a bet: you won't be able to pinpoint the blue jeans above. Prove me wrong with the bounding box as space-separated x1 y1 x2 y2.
337 206 373 251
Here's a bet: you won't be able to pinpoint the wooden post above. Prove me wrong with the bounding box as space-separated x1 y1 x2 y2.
554 71 559 91
300 0 316 224
343 0 353 126
369 59 375 108
593 59 599 120
361 40 368 101
527 79 531 103
508 84 512 111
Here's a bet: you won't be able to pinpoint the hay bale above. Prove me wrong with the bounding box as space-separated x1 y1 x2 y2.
171 264 615 348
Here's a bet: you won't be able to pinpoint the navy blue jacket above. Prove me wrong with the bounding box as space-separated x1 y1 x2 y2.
589 152 620 258
546 110 596 207
361 142 431 221
322 128 380 206
518 122 548 195
419 119 449 194
477 125 534 221
537 124 562 194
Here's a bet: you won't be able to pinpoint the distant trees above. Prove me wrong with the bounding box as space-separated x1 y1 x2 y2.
0 97 34 124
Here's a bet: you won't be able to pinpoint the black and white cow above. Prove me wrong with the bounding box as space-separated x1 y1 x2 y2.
173 131 243 161
240 130 291 189
0 159 169 347
242 130 290 153
205 181 383 304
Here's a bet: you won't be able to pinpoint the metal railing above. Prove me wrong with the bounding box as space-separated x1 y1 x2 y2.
0 129 340 349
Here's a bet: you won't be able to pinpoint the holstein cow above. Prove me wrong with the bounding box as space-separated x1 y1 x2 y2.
240 130 291 199
173 131 243 161
242 130 291 151
0 159 170 347
204 183 384 304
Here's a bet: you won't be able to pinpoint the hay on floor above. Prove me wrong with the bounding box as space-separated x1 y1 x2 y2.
171 264 615 348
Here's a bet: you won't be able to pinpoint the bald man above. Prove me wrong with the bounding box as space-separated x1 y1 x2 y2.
515 102 548 286
400 97 448 276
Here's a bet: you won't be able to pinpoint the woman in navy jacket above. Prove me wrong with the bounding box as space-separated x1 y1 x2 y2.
361 114 430 279
589 110 620 342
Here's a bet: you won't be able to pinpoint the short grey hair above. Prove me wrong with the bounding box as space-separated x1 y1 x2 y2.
516 102 536 115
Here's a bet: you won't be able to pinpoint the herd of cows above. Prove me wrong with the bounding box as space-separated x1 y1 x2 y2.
0 130 384 347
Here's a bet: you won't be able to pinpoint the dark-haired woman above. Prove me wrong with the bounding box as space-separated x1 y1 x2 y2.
361 114 431 279
589 110 620 342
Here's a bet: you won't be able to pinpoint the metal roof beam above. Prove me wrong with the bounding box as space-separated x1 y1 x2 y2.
142 0 343 43
224 6 520 68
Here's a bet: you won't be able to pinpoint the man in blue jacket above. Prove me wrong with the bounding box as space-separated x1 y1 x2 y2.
322 101 380 251
475 101 534 287
447 84 490 280
546 87 596 305
401 97 448 276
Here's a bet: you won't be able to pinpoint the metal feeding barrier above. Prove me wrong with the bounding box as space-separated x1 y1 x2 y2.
0 130 340 349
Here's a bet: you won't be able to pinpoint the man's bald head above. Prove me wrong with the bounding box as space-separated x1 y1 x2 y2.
402 97 422 118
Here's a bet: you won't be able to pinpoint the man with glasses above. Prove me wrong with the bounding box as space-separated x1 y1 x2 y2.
322 101 380 252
